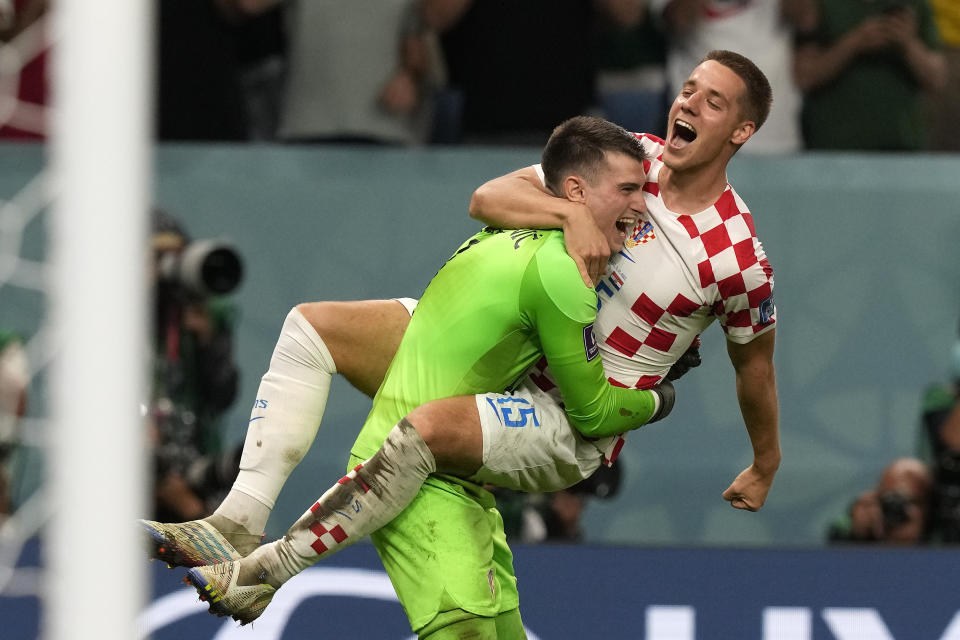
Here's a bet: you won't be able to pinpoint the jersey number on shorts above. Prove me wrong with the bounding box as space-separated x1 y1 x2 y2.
497 397 541 428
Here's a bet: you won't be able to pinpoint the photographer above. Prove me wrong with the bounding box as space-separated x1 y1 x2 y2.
920 322 960 542
828 457 933 545
828 323 960 545
149 210 243 521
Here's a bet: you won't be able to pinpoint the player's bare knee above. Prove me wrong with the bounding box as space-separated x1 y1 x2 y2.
298 299 410 398
405 408 448 457
407 399 482 476
295 301 337 341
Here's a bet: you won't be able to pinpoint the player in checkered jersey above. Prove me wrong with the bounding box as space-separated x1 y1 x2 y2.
140 51 777 632
145 117 681 634
470 49 781 512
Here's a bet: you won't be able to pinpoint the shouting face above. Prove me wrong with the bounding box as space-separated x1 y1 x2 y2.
581 151 647 253
663 60 756 171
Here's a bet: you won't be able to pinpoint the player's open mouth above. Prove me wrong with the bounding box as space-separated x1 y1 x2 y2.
615 216 636 234
670 119 697 149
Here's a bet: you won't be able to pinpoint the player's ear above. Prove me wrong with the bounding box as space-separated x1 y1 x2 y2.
730 120 755 145
562 175 587 203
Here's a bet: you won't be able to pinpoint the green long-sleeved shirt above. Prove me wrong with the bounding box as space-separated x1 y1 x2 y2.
352 227 658 460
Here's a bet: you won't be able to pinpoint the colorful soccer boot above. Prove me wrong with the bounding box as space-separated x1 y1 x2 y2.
184 560 276 626
140 518 248 568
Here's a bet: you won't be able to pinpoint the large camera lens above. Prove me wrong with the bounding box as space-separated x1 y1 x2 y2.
198 246 243 295
178 240 244 297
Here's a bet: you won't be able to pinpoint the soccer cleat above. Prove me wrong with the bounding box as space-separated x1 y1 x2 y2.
184 560 276 625
140 519 243 568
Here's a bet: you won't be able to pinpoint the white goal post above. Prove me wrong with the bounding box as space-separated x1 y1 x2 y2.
47 1 151 639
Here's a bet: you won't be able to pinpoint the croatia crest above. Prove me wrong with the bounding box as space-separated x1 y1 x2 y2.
625 220 655 248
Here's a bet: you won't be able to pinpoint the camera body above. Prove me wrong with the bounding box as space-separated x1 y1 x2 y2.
156 239 244 300
878 491 912 529
152 397 200 477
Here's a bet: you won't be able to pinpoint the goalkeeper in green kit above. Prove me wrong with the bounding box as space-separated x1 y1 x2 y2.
177 117 676 638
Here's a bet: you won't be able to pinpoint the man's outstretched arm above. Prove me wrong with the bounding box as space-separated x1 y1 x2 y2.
722 330 781 511
470 167 610 287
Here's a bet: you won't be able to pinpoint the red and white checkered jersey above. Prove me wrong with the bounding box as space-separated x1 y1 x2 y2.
529 133 776 464
594 133 776 389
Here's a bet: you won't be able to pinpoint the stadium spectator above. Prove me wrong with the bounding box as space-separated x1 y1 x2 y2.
829 323 960 545
156 0 280 141
794 0 947 151
650 0 811 154
229 0 439 145
592 0 671 137
149 210 242 522
827 457 934 544
919 323 960 542
0 0 48 140
0 0 283 142
926 0 960 150
426 0 596 145
156 0 250 141
0 331 27 521
426 0 654 145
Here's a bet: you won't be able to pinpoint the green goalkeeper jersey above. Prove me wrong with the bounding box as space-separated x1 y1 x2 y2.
350 227 658 460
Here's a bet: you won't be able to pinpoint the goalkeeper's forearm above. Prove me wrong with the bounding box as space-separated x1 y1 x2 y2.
568 380 676 439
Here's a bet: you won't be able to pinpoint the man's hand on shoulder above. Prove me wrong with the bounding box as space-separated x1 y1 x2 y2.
562 203 609 287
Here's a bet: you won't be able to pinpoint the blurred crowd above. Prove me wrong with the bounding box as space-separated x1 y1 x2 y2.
0 0 958 151
1 0 958 543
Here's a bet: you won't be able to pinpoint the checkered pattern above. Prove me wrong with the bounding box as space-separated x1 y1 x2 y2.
595 134 776 389
675 189 774 335
307 520 349 555
307 498 351 555
529 135 776 465
304 464 368 555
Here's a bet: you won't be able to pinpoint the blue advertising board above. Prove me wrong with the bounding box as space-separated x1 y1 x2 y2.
4 539 960 639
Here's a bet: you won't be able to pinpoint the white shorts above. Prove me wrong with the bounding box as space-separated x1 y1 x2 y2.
470 378 616 493
393 297 418 316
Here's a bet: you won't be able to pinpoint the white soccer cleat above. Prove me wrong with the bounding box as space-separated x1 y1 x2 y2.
184 560 276 626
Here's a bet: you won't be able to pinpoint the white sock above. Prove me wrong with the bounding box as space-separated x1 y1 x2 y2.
213 307 336 538
245 419 436 587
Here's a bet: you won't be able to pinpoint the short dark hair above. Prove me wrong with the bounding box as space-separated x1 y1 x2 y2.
702 50 772 130
541 116 647 196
